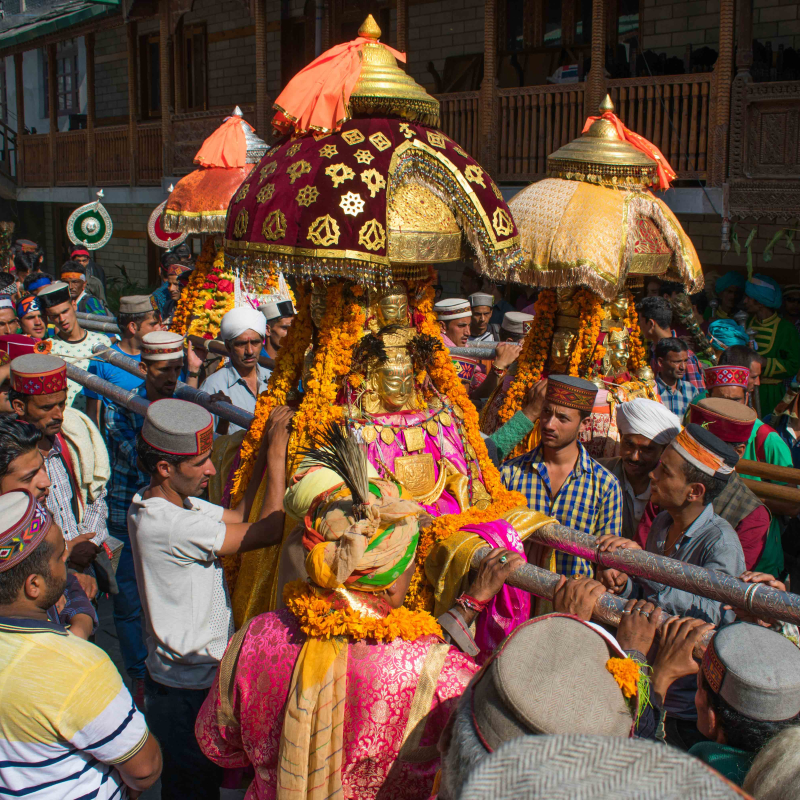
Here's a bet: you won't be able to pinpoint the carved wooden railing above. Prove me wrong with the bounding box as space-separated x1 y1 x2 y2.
55 130 88 185
172 105 256 173
95 126 130 185
436 91 480 157
138 123 162 185
0 119 17 183
20 134 49 186
608 74 713 180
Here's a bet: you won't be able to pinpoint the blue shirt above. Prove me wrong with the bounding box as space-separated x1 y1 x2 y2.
84 343 145 408
655 374 700 418
500 442 623 577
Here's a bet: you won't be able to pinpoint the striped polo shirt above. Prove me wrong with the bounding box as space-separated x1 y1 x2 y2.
0 615 149 799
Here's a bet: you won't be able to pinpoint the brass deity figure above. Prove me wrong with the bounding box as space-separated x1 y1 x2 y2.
602 329 631 377
376 285 409 328
550 327 578 373
362 349 418 415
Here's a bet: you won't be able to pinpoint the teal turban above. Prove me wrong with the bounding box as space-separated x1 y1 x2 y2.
708 319 750 349
745 274 782 309
714 272 746 294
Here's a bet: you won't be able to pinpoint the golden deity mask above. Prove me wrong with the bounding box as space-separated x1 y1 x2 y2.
603 329 630 375
376 285 409 329
550 327 577 372
363 350 418 414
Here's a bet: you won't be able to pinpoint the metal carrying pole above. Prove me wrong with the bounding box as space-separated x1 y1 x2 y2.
65 363 151 417
526 522 800 626
469 545 714 657
78 318 121 334
90 344 255 430
76 311 118 324
449 345 497 359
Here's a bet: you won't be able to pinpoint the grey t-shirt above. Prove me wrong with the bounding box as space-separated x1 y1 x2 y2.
127 493 233 689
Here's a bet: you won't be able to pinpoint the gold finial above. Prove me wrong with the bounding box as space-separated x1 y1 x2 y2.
359 14 381 40
599 94 614 114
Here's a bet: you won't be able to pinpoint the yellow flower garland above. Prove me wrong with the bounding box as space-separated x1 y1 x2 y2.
284 580 443 642
567 288 606 377
606 657 640 699
170 237 215 335
625 290 647 372
185 247 236 341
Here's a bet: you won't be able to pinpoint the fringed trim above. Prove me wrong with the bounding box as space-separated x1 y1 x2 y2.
547 167 656 189
513 262 620 301
346 96 440 129
162 212 228 234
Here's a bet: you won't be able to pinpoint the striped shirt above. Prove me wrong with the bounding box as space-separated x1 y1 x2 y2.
0 615 148 799
655 374 701 418
501 442 623 577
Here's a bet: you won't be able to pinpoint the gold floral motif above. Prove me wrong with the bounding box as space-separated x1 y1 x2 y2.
256 183 276 204
296 185 320 207
464 164 486 188
319 144 338 159
358 219 386 251
326 163 355 187
287 160 311 184
234 183 250 204
340 192 365 217
426 130 447 149
260 161 277 181
453 145 468 158
354 149 374 164
491 181 503 201
492 208 514 237
262 209 287 240
287 142 302 157
233 209 249 238
399 123 416 139
360 168 386 198
308 214 341 247
369 131 392 152
342 130 365 145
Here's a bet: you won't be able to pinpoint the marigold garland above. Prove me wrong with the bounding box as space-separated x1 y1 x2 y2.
284 580 443 642
568 288 606 378
170 237 215 335
185 247 236 341
494 289 557 428
624 290 647 371
228 285 312 505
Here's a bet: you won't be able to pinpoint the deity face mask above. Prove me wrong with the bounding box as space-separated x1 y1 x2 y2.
609 293 629 321
604 331 630 375
375 354 416 412
377 287 409 328
311 283 327 328
550 328 577 371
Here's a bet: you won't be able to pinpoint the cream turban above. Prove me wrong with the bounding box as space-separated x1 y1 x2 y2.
616 398 681 445
218 306 267 342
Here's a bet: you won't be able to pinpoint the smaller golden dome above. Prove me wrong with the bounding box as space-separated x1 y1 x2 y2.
348 15 440 126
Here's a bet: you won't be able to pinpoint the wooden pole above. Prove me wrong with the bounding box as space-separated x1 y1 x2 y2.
479 0 498 174
13 52 24 182
737 459 800 486
159 0 173 177
397 0 408 54
709 0 734 186
86 32 96 188
254 0 268 137
47 43 57 186
736 0 754 74
173 20 183 116
127 21 139 186
585 0 607 114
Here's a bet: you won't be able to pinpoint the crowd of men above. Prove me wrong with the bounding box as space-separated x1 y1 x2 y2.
0 248 799 799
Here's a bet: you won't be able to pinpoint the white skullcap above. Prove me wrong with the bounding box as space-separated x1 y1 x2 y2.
616 398 681 445
219 306 267 342
435 298 471 321
470 292 494 308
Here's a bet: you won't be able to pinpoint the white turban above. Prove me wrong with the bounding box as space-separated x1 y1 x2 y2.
616 398 681 445
219 306 267 342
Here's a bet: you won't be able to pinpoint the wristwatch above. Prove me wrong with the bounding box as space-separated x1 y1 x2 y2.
187 371 200 378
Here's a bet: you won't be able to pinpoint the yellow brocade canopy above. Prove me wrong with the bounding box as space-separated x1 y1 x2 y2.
508 178 704 301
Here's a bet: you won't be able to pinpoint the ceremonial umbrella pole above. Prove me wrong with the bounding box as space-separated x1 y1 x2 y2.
90 342 255 430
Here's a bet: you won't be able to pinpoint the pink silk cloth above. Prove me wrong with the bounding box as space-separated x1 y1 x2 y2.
195 609 478 800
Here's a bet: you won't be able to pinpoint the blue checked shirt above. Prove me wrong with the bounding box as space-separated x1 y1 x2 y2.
105 386 149 532
655 374 701 418
501 443 623 577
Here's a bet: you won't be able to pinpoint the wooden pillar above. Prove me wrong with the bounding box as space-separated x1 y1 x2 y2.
127 21 139 186
14 52 24 182
255 0 268 136
173 21 183 115
397 0 408 54
736 0 753 74
86 33 96 187
47 43 57 187
585 0 607 114
159 0 173 177
562 0 576 47
709 0 735 186
479 0 498 174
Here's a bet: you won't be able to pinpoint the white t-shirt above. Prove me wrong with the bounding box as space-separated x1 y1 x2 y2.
49 330 112 411
127 492 234 689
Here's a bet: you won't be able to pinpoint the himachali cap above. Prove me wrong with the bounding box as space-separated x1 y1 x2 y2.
16 239 39 254
37 281 72 310
164 262 193 278
0 296 14 312
469 292 494 308
142 398 214 456
259 299 295 322
435 298 472 321
701 622 800 721
0 491 52 573
689 398 757 444
119 295 157 316
0 334 51 361
501 311 534 336
16 296 41 319
671 423 737 480
140 331 184 362
704 364 749 390
10 354 67 396
546 374 598 412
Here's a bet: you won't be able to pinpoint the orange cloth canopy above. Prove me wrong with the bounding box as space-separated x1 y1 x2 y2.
194 114 254 169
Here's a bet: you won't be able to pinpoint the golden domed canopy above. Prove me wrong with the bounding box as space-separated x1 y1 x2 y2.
547 96 659 187
348 15 440 126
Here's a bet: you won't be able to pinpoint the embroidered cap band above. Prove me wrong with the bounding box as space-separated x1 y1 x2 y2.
0 491 52 573
545 374 598 412
141 398 214 456
140 331 185 362
704 365 749 391
670 423 736 480
435 298 472 321
501 311 534 336
10 353 67 395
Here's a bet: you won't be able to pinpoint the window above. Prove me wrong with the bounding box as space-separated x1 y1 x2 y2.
139 33 161 119
182 23 208 111
43 40 80 117
0 61 7 124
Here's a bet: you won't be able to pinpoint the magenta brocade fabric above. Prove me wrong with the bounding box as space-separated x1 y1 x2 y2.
195 609 478 800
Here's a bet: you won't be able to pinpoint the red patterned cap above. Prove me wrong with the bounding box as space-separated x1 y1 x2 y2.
10 353 67 396
0 491 52 573
545 374 598 412
704 365 749 390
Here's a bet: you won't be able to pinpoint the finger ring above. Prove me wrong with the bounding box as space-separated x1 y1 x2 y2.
622 609 632 614
499 555 508 564
640 611 650 618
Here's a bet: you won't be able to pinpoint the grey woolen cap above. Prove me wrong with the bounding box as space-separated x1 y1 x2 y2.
141 398 214 456
702 621 800 721
457 734 743 800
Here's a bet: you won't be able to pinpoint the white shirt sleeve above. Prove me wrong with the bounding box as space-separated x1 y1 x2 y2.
169 499 227 562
